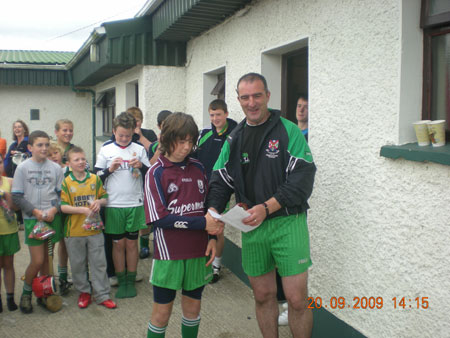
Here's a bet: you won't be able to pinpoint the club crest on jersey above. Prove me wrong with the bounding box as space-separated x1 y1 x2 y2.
167 182 179 194
90 184 96 190
266 139 280 158
70 186 77 193
241 152 250 164
197 179 204 194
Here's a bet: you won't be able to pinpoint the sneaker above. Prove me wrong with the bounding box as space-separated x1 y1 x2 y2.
211 265 221 284
77 293 91 309
139 247 150 259
282 302 288 310
59 279 72 296
99 299 117 309
135 273 143 283
109 276 118 287
19 294 33 314
278 309 288 326
7 297 18 311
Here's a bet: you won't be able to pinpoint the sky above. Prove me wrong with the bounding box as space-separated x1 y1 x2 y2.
0 0 150 52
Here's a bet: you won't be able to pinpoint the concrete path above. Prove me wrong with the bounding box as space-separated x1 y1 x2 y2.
1 231 292 337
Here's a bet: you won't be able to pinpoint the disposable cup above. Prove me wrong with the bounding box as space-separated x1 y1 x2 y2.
427 120 446 147
413 120 431 146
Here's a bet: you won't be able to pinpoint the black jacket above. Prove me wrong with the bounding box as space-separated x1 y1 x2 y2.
207 110 316 219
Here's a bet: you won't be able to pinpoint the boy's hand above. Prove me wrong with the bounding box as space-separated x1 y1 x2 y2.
89 200 102 213
205 213 224 235
109 157 123 172
80 207 92 218
43 207 58 223
32 209 44 221
129 158 142 169
205 238 217 267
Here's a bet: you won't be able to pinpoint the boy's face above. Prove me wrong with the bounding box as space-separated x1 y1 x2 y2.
209 109 228 131
113 126 133 147
68 152 86 173
48 149 62 165
28 137 50 162
55 123 74 145
168 137 194 162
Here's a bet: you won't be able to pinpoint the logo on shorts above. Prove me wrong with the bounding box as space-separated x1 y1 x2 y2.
197 179 204 194
167 182 178 194
298 258 309 264
265 139 280 159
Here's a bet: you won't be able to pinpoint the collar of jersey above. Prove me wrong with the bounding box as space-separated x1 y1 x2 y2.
114 141 131 149
160 155 190 168
69 170 91 183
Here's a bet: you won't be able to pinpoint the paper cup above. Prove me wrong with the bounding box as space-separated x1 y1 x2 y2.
427 120 446 147
413 120 431 146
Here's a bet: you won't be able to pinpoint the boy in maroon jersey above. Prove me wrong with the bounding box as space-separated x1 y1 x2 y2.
144 112 223 338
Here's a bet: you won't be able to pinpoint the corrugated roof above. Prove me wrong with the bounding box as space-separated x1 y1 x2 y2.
0 50 75 65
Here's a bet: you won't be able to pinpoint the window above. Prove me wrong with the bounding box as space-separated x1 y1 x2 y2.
96 89 116 136
421 0 450 133
210 73 225 100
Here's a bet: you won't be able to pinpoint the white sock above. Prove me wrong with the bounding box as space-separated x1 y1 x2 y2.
213 256 222 268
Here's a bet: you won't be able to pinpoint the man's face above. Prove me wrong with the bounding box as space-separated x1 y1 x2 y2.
237 79 271 125
296 98 308 123
209 109 228 131
55 123 74 145
28 137 50 162
113 126 133 147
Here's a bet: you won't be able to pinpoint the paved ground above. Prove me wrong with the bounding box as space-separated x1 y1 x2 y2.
1 231 292 337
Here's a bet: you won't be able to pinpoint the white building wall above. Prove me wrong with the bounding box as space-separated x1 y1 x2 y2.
181 0 449 337
0 86 92 165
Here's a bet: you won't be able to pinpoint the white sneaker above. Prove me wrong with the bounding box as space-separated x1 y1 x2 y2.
278 309 288 326
135 273 143 283
109 276 118 287
282 302 288 310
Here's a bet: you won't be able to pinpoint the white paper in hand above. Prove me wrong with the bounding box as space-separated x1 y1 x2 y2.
208 205 260 232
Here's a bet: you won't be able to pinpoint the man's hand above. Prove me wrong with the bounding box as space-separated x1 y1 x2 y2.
205 212 224 235
205 238 217 266
242 204 266 226
109 157 123 172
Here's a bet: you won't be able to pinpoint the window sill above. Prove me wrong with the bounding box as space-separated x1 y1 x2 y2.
95 135 111 143
380 142 450 166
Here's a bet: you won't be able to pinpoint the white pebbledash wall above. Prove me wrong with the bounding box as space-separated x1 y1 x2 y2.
175 0 449 337
0 86 92 165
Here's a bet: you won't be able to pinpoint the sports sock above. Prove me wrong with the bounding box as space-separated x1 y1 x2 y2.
0 296 2 313
22 282 32 295
6 293 18 311
126 271 137 298
181 316 200 338
58 265 68 281
147 322 166 337
140 234 150 249
213 256 222 268
115 271 127 298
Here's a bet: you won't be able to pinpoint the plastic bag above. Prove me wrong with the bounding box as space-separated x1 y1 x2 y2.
82 212 104 231
28 221 55 240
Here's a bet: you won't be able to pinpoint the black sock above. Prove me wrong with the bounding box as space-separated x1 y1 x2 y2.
0 296 3 313
7 293 17 311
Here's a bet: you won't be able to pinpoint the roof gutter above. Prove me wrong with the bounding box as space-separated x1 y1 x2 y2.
135 0 164 17
67 70 97 167
0 63 66 70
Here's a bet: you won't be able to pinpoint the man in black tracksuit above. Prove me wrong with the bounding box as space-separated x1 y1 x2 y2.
194 99 237 283
207 73 316 337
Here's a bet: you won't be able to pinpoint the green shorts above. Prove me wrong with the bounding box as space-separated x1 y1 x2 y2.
150 257 213 291
0 232 20 256
242 213 311 277
105 206 146 235
24 214 63 246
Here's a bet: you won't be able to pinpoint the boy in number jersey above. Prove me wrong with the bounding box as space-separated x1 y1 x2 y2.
144 112 223 338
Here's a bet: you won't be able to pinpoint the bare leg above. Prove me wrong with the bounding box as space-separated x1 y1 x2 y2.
151 301 174 327
125 238 138 273
112 238 125 272
282 271 313 338
3 255 15 293
24 244 46 285
248 270 279 338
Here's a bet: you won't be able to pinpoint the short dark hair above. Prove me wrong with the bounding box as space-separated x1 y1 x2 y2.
66 146 85 161
298 94 308 101
12 120 30 141
113 112 136 131
236 73 269 94
28 130 50 145
159 113 199 157
208 99 228 113
157 110 173 127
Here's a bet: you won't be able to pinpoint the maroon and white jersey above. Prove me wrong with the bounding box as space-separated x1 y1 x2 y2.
144 155 209 260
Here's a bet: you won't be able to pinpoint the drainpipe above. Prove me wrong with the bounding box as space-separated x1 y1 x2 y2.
67 70 96 167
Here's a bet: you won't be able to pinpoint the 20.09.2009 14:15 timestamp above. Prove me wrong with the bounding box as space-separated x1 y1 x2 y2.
307 296 429 310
